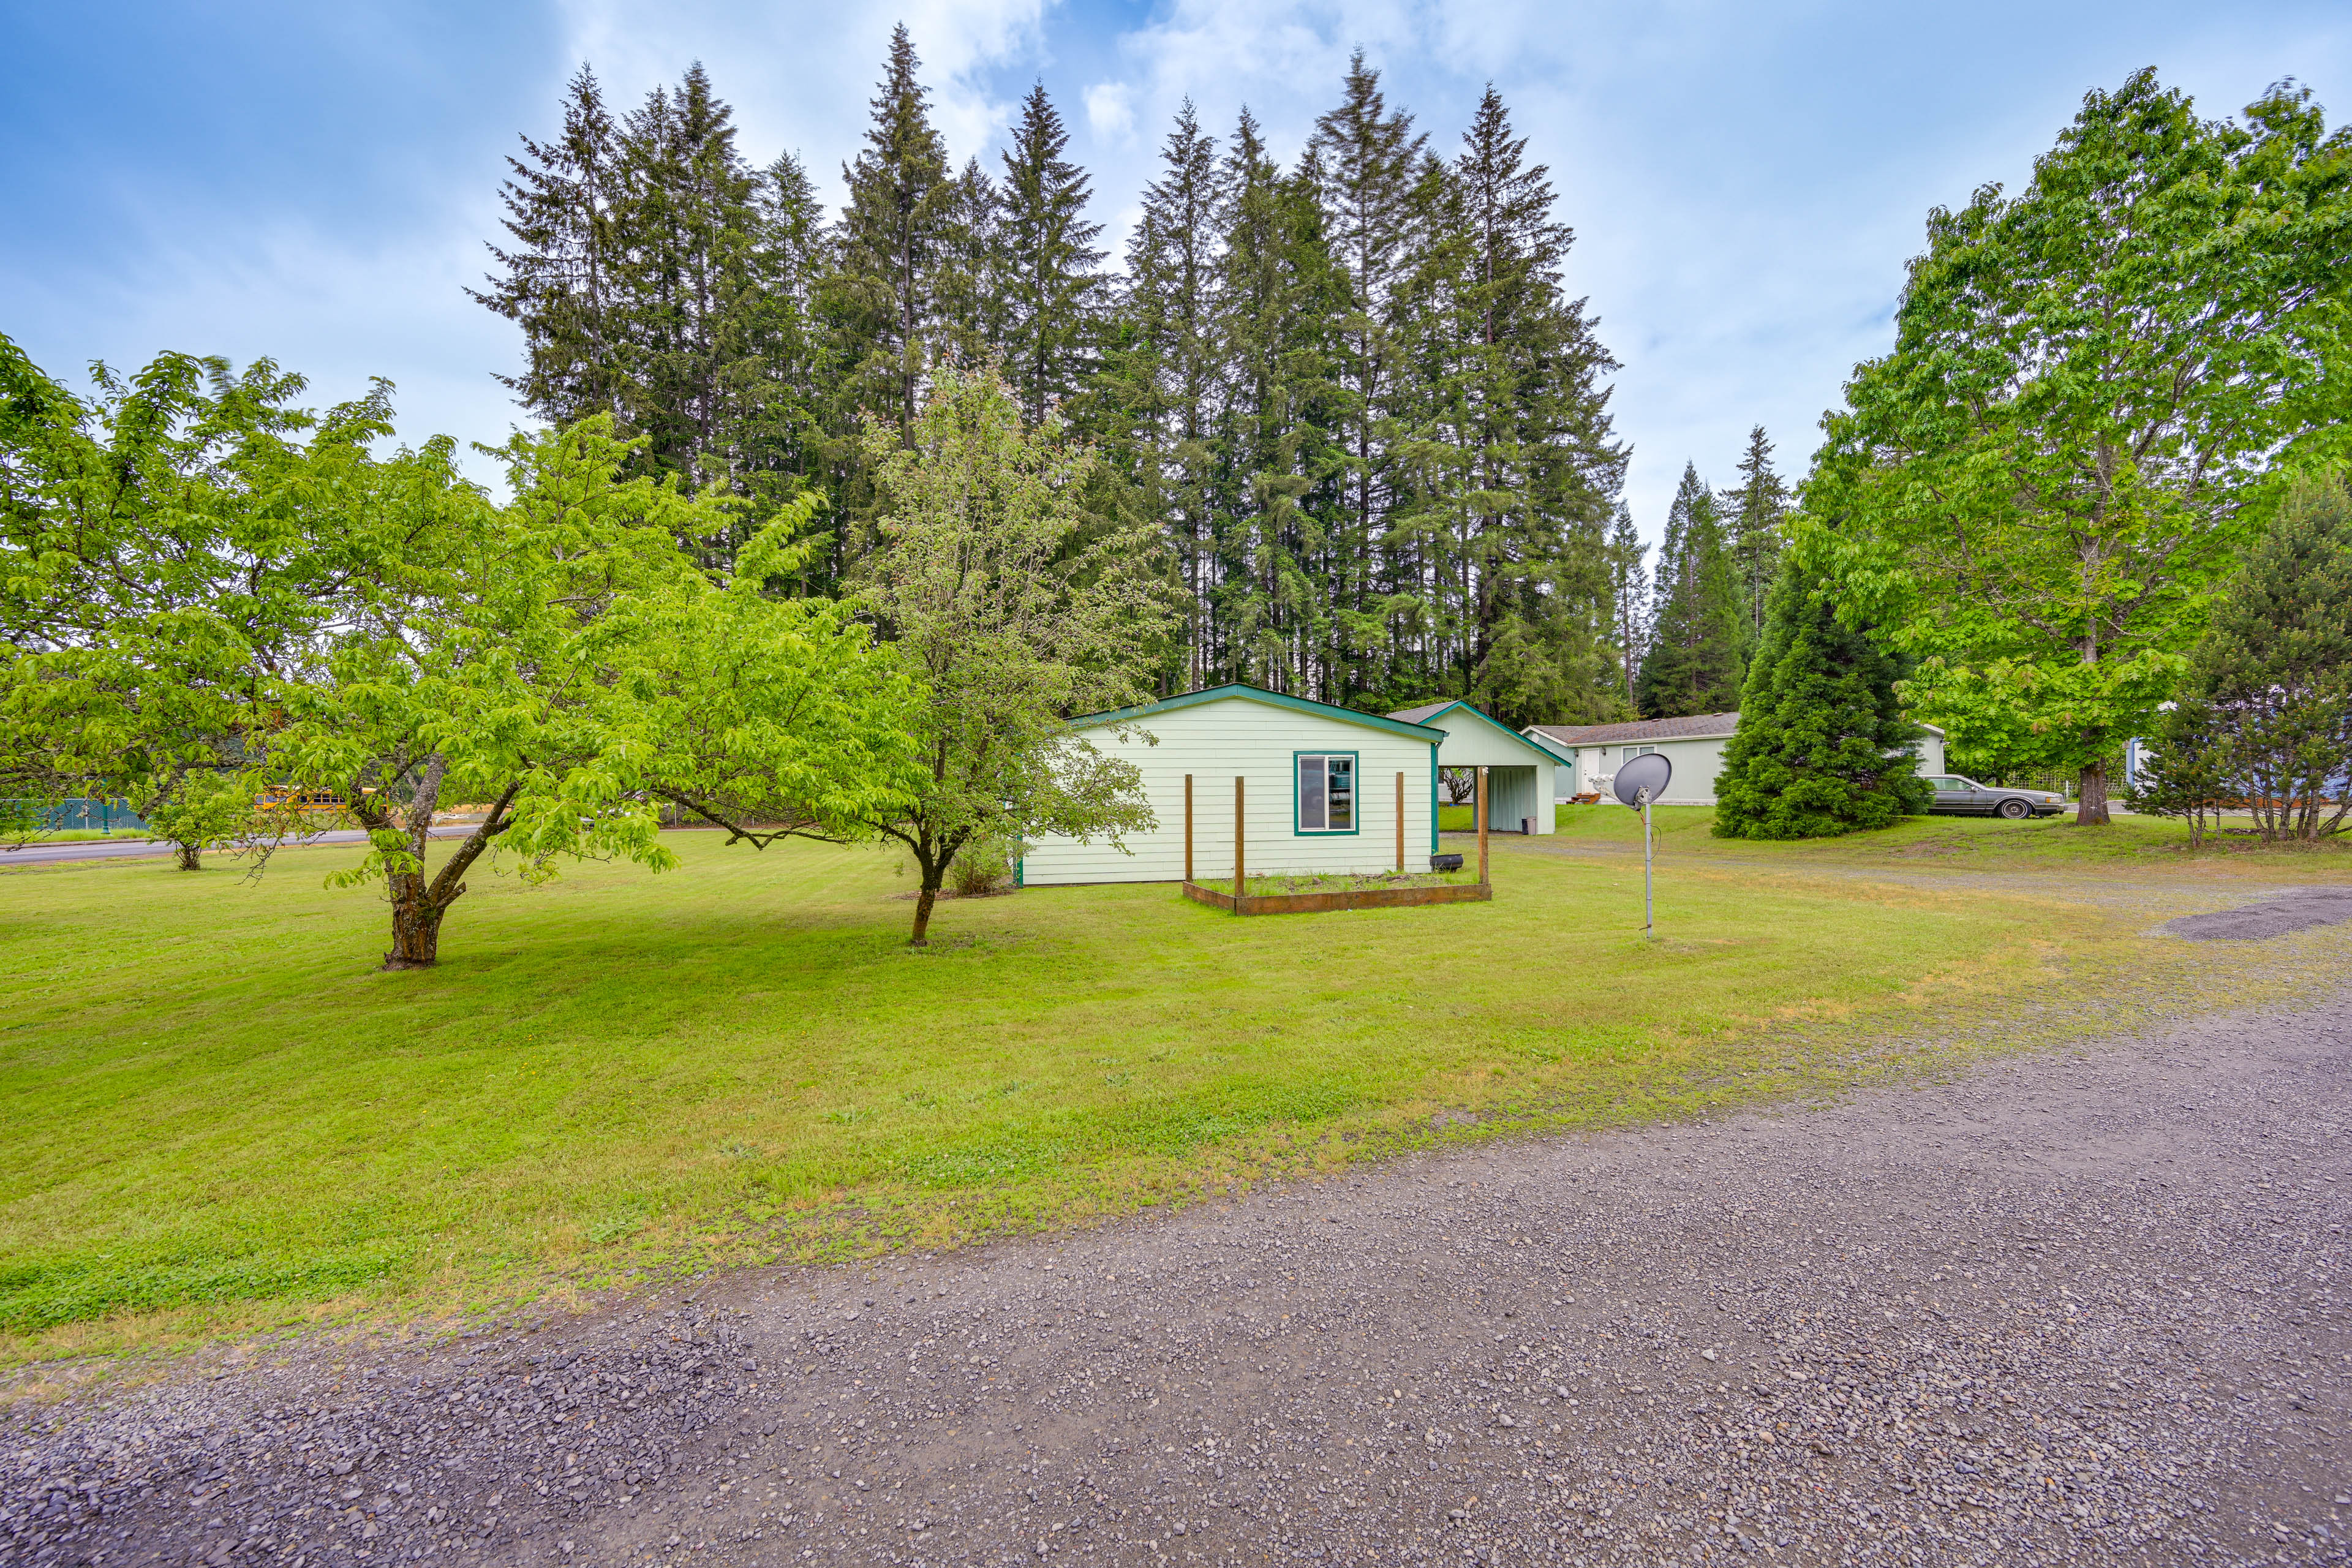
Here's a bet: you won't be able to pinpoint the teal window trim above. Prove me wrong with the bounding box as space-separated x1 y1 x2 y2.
1293 750 1362 835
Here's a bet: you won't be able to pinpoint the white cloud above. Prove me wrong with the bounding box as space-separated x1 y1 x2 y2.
1084 81 1135 141
552 0 1052 190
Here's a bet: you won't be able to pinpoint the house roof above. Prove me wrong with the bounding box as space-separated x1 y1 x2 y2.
1529 712 1743 747
1525 712 1949 748
1068 682 1448 743
1385 701 1454 725
1384 699 1560 763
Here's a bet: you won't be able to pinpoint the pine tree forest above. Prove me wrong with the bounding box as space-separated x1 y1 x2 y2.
478 33 1789 728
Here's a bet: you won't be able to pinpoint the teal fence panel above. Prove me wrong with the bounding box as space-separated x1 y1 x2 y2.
32 798 154 834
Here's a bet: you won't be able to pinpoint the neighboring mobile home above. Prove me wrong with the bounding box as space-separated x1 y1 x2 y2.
1385 699 1558 834
1524 715 1948 805
1017 684 1446 886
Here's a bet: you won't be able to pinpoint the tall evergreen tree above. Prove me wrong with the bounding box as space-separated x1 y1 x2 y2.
827 26 957 442
475 64 816 561
1212 110 1342 695
995 83 1105 428
1636 462 1744 715
1722 424 1788 643
470 39 1636 710
1607 501 1649 711
1712 553 1930 839
475 66 625 436
611 68 767 479
930 157 1002 373
1371 86 1625 725
1309 53 1428 703
1095 102 1228 688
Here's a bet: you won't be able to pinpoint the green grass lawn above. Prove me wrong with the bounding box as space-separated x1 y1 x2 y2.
1534 800 2352 871
1 818 2340 1363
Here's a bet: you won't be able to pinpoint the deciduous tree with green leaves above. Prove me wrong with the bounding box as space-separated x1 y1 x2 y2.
0 335 377 862
858 366 1172 945
592 491 925 849
1810 71 2352 824
264 417 722 968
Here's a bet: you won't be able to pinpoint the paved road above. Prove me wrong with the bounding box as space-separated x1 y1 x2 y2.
1 826 477 865
5 1001 2348 1567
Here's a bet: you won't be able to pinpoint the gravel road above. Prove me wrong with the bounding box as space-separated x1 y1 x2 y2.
6 993 2348 1568
0 829 477 867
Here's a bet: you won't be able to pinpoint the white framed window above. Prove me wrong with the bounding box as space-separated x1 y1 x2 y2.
1294 752 1358 833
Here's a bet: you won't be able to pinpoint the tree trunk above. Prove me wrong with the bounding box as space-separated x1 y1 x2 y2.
909 880 941 947
174 842 202 872
363 770 517 972
2075 761 2111 826
382 872 445 970
897 821 970 948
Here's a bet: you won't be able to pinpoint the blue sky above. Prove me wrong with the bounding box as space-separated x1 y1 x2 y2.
4 0 2346 535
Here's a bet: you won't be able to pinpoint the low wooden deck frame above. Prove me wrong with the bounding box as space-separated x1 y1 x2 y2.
1179 767 1492 916
1180 879 1491 915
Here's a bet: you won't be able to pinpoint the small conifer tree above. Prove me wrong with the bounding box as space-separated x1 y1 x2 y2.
1713 555 1929 839
2135 475 2352 844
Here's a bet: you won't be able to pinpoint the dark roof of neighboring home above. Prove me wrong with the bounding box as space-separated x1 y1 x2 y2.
1385 701 1455 725
1527 712 1743 746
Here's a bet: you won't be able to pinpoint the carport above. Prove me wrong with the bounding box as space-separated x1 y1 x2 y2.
1384 699 1558 834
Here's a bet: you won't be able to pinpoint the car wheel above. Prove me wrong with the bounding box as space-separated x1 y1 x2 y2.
1997 797 2031 820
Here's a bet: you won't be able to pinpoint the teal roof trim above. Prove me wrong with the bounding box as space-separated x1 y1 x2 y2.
1389 698 1561 763
1068 683 1449 743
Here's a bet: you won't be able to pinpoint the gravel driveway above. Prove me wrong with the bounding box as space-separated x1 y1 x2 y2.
7 995 2348 1568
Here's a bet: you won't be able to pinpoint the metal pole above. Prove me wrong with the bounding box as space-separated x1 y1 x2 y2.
1642 790 1654 937
1184 774 1194 884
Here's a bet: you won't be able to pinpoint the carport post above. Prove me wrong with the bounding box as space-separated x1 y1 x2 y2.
1233 775 1245 911
1476 767 1489 886
1184 774 1194 883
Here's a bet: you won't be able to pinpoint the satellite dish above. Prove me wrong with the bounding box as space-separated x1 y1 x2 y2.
1613 752 1672 805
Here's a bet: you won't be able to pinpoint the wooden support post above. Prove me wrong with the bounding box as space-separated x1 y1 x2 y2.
1395 771 1404 873
1477 766 1490 886
1233 775 1246 910
1184 774 1194 883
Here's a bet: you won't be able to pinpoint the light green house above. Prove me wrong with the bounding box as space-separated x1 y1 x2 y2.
1017 684 1447 886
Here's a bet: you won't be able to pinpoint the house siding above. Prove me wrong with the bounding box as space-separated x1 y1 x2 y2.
1019 696 1438 885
